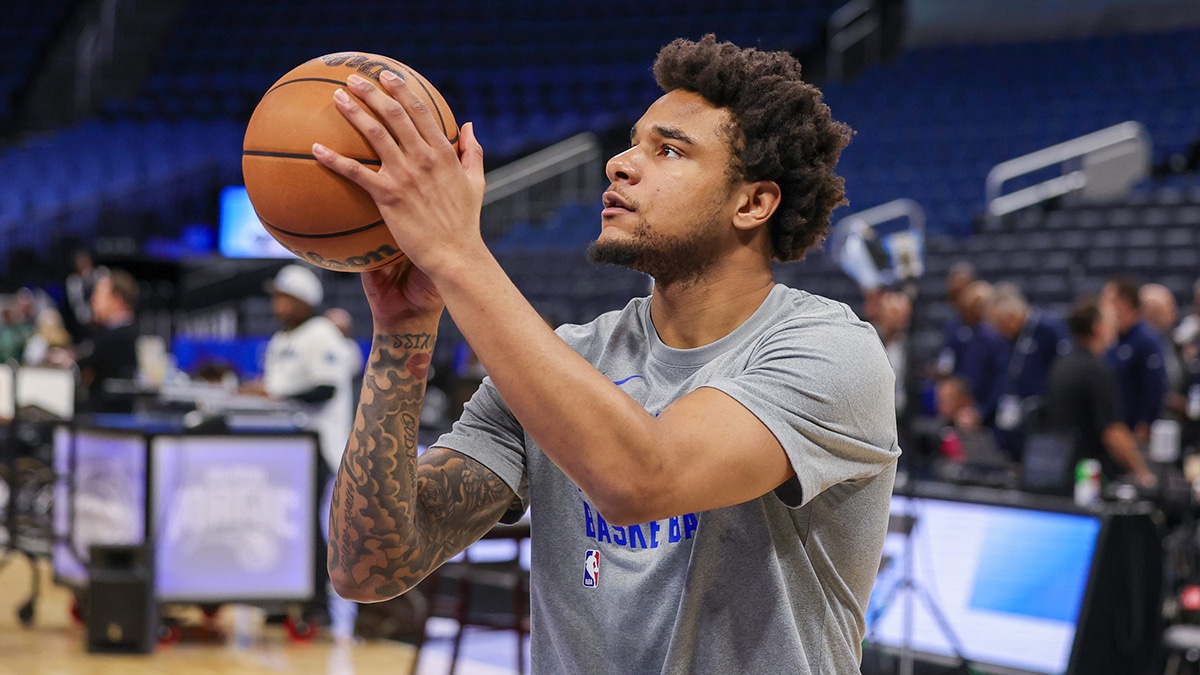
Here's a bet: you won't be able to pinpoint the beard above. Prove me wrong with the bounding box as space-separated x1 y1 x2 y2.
586 206 727 289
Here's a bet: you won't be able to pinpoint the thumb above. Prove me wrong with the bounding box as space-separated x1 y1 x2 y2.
459 122 485 184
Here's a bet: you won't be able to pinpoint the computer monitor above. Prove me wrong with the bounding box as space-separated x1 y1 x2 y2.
217 185 294 260
17 366 75 419
1021 433 1075 496
52 427 148 587
54 427 319 605
149 434 318 603
866 495 1102 675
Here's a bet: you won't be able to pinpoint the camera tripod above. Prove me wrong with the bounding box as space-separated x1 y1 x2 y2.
865 486 979 675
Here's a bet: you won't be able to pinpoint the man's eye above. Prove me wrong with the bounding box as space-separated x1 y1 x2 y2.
661 145 680 158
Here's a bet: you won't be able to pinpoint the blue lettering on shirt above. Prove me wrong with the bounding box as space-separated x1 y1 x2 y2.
683 513 699 540
596 514 611 543
583 501 596 538
580 494 694 550
627 523 648 549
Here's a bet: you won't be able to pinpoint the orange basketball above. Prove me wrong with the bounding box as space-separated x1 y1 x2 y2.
242 52 459 271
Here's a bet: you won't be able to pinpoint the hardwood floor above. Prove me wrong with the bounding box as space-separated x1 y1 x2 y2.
0 553 421 675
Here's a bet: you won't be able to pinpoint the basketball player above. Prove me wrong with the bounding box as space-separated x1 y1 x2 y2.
316 36 899 672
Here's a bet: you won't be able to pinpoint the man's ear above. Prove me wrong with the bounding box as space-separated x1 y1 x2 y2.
732 180 781 232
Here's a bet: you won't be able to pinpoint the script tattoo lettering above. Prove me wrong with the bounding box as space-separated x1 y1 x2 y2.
328 331 513 600
391 333 433 350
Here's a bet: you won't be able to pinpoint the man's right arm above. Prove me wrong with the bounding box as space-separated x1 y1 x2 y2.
1094 364 1155 487
328 320 515 602
1101 422 1156 487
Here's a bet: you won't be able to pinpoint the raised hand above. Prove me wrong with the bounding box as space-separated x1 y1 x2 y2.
359 258 443 329
311 71 488 278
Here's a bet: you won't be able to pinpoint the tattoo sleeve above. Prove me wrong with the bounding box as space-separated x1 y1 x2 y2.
328 330 514 600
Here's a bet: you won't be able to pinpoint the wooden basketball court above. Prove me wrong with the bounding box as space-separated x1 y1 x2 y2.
0 555 423 675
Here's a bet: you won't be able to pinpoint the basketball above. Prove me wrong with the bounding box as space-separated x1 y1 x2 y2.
242 52 459 271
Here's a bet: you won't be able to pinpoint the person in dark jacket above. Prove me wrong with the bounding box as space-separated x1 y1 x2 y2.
1102 277 1166 445
75 269 139 414
987 283 1071 458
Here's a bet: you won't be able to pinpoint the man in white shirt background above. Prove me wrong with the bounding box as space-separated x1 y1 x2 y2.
241 263 358 644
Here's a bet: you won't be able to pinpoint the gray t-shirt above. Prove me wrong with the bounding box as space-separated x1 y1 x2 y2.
435 284 900 674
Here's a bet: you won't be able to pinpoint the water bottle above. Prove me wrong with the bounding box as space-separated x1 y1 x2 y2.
1074 459 1101 507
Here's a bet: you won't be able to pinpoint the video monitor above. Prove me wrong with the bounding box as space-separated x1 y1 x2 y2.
17 366 75 419
0 364 12 420
866 496 1102 675
52 427 148 586
150 434 318 603
217 185 294 260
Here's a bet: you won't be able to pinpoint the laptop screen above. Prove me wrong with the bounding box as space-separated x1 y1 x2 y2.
1021 433 1075 496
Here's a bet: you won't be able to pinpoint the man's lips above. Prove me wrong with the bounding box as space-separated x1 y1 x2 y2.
602 190 635 216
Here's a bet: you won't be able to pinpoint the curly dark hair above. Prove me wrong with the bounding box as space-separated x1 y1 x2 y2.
653 35 853 262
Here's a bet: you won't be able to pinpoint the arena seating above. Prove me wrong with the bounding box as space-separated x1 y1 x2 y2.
0 2 74 129
822 28 1200 237
0 0 841 282
110 0 839 159
0 9 1197 323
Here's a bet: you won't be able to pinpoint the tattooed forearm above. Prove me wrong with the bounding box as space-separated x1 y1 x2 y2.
401 410 418 449
328 331 514 600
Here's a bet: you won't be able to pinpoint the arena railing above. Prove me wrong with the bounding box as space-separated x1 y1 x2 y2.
827 0 882 82
984 121 1151 228
480 132 603 241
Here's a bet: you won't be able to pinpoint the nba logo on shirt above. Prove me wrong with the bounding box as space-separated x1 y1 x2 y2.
583 550 600 588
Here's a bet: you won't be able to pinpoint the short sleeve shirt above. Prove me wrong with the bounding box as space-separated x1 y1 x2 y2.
435 285 900 674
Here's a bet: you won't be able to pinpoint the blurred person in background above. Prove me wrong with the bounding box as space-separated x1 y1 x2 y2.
987 283 1071 459
945 262 975 315
75 269 139 414
64 249 105 341
1047 296 1155 487
871 289 923 442
0 289 36 364
241 264 358 645
22 306 73 368
324 306 365 413
932 375 1006 471
937 280 1009 428
935 376 982 434
1102 276 1166 445
1173 279 1200 451
939 261 975 351
323 307 365 379
1173 278 1200 352
1140 282 1187 419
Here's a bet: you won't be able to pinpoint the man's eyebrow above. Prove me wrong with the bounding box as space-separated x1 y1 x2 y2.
629 124 698 146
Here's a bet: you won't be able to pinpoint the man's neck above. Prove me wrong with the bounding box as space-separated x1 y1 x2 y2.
102 310 133 328
281 314 313 332
648 263 775 349
1118 315 1139 336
